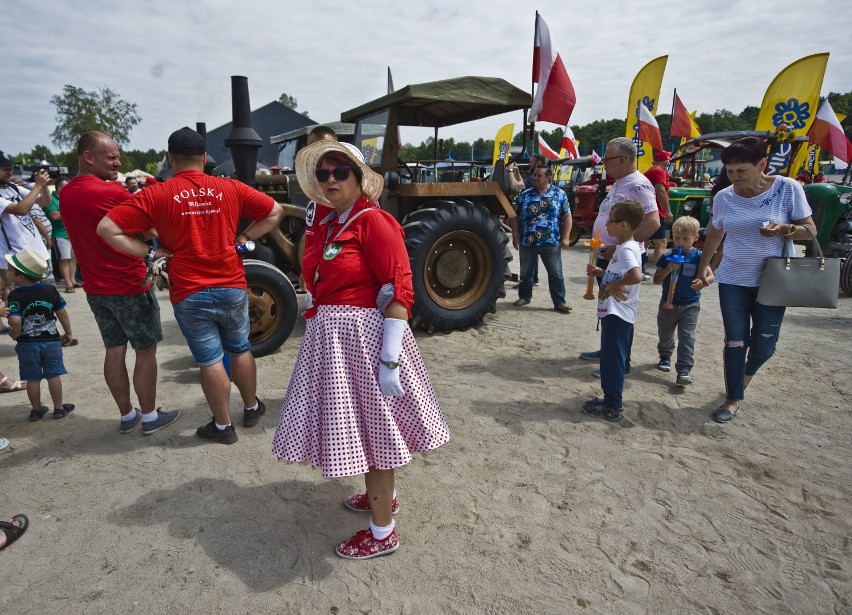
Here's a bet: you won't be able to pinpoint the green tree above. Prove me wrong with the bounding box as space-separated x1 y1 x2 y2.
50 85 141 150
278 92 310 117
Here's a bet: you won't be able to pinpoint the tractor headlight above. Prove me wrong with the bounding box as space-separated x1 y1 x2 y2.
839 192 852 205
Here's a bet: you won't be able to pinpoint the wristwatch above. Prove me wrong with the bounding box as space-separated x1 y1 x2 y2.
145 246 157 264
784 224 796 237
379 359 399 369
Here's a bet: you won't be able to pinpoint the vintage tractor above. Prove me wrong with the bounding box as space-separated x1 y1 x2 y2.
232 75 530 353
551 156 612 245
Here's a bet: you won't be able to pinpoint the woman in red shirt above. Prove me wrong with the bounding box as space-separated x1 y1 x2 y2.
272 141 449 560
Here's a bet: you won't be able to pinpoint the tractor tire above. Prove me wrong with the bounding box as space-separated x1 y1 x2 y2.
244 260 298 357
568 225 581 246
402 200 511 333
841 253 852 297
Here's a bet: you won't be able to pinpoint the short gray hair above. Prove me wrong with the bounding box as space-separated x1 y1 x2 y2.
607 137 637 163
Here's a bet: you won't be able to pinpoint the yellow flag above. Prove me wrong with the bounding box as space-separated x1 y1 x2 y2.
755 53 828 132
492 124 514 166
625 56 668 173
688 111 702 139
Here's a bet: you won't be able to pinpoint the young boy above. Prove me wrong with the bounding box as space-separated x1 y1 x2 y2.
5 248 75 421
653 216 714 386
583 200 645 422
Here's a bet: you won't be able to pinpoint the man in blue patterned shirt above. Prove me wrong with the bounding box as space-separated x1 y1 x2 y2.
510 165 573 313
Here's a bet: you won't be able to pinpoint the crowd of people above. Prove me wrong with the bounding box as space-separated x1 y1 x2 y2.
0 130 815 558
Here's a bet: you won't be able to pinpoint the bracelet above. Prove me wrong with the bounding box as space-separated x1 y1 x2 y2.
784 224 796 237
238 231 250 243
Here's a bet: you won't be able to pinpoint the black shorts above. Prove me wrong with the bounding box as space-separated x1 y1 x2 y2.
649 218 667 241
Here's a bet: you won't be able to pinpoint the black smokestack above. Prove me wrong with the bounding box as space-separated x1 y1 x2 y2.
224 76 262 185
195 122 217 175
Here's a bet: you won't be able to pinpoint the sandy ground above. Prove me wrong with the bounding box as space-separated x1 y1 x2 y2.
1 244 850 615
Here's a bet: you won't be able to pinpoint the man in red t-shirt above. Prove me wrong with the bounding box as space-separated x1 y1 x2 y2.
61 131 180 436
644 150 674 271
98 127 283 445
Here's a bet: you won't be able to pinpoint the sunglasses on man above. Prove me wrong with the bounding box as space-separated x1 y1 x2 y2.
315 166 353 183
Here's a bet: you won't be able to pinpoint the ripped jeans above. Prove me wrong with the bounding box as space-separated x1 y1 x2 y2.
718 283 786 401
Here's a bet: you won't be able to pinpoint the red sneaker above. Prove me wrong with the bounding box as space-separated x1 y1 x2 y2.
335 529 399 560
344 492 399 514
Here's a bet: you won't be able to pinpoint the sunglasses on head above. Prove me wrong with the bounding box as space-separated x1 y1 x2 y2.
315 166 353 182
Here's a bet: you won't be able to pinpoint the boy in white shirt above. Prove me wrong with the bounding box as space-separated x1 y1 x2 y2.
583 200 645 421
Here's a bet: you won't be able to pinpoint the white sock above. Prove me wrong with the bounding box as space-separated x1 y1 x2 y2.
370 517 395 541
244 400 258 411
141 409 159 423
123 408 139 422
215 422 231 430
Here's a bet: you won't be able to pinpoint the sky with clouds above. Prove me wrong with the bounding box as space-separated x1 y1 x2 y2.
3 0 850 157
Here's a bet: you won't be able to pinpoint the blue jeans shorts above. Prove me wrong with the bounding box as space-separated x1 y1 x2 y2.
16 340 67 381
173 288 251 367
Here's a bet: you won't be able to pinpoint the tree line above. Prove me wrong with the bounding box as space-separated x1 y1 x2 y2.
12 85 852 174
401 91 852 162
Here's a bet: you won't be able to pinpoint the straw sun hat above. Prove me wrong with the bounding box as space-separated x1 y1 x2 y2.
5 248 49 279
295 141 384 206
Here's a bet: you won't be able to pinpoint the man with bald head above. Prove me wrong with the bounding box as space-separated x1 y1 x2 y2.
61 131 179 436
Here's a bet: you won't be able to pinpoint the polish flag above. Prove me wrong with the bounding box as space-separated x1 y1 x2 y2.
637 103 664 153
537 135 560 161
590 150 602 165
530 13 576 125
808 98 852 164
560 124 579 159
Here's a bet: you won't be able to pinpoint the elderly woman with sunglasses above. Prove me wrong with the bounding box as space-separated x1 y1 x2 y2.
696 136 815 424
272 141 449 560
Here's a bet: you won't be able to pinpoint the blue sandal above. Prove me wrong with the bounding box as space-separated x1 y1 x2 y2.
29 406 49 422
53 404 75 420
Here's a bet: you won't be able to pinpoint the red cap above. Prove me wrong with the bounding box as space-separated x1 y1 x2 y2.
654 151 672 162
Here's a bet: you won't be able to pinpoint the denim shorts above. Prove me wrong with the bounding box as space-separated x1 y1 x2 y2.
173 288 251 367
87 290 163 350
16 340 67 381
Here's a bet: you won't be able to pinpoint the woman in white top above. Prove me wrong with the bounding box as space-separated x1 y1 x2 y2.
696 137 815 423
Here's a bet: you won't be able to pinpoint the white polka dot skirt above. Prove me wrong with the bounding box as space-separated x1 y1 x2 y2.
272 305 450 478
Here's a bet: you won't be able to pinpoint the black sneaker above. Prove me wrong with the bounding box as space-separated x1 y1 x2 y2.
196 419 238 445
243 398 266 428
657 358 671 372
676 372 693 386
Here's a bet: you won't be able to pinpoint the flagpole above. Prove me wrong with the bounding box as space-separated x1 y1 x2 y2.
670 88 677 152
527 11 538 158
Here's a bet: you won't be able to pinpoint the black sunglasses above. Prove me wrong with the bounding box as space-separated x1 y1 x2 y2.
315 166 353 183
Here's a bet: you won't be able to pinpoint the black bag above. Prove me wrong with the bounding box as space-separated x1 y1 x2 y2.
756 226 839 309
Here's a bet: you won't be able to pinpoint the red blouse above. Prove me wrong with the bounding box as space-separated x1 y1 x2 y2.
302 197 414 319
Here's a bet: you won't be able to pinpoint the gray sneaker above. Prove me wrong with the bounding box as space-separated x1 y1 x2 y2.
676 372 693 386
592 368 601 378
119 409 142 434
141 409 181 435
196 419 238 445
579 350 601 361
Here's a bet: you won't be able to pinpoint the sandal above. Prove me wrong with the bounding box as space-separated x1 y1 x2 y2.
0 515 28 551
712 403 740 424
53 404 75 420
64 287 75 293
0 376 26 393
29 406 49 422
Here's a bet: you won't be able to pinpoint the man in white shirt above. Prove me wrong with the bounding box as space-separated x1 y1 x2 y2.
0 152 52 290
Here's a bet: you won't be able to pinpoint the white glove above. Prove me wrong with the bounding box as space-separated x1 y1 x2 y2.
305 290 313 310
378 318 407 397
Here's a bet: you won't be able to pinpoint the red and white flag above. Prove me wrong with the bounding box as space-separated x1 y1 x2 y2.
808 98 852 164
637 103 664 153
560 124 579 159
537 135 560 161
590 150 602 165
530 13 576 125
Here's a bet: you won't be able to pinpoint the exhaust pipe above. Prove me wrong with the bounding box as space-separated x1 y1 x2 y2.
224 75 262 185
195 122 217 175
